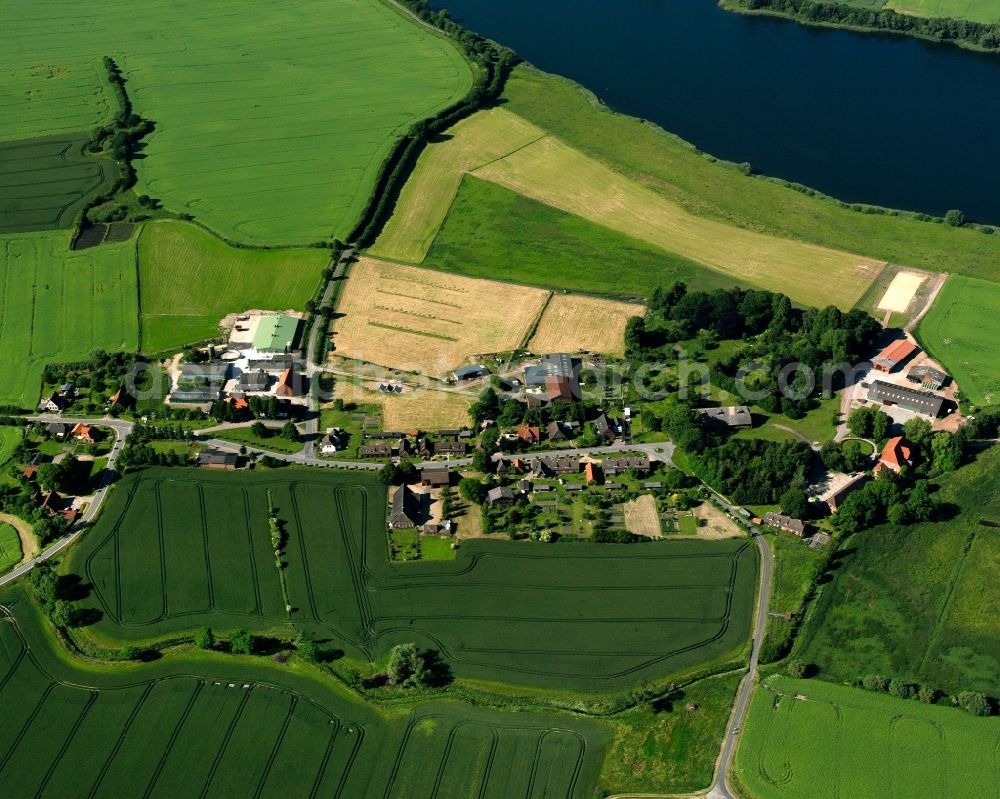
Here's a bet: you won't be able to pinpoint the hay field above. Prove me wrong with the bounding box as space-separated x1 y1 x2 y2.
877 269 925 313
71 468 758 692
735 676 1000 799
473 136 884 310
0 231 138 408
917 274 1000 407
0 0 471 245
529 294 645 356
886 0 1000 23
137 221 326 353
334 381 473 431
333 257 549 374
371 108 546 263
623 495 662 538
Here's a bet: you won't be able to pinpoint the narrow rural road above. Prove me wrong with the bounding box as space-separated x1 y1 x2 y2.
0 416 132 589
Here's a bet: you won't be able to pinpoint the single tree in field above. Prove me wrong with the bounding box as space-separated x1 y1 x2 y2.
387 643 430 688
297 637 319 663
786 659 808 679
194 627 215 650
229 629 257 656
944 209 965 227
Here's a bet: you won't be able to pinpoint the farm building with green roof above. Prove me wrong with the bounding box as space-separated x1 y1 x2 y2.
252 315 300 354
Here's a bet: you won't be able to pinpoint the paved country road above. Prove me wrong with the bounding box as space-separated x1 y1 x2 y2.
0 416 133 589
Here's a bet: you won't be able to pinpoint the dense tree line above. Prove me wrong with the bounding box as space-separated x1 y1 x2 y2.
733 0 1000 51
629 282 881 417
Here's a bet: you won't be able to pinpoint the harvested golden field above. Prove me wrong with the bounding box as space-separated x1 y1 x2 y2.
332 257 549 375
472 135 885 310
334 381 472 431
371 108 545 263
529 294 645 357
623 495 662 538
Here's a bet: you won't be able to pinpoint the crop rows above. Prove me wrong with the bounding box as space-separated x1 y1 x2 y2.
0 600 605 798
78 468 758 692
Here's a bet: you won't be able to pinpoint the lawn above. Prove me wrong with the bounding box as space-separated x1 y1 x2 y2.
68 468 759 692
137 221 327 353
916 274 1000 408
600 673 742 795
420 535 457 561
0 0 472 245
886 0 1000 23
500 67 1000 286
211 426 305 455
0 133 117 234
734 676 1000 799
0 523 22 573
796 445 1000 694
0 231 138 408
0 587 607 799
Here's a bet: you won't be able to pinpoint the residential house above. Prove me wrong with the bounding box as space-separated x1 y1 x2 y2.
874 436 914 475
584 462 599 484
763 512 806 537
641 481 664 490
487 486 515 506
320 432 345 455
274 367 302 398
872 339 918 374
70 423 98 444
224 395 250 415
517 425 542 445
545 421 567 442
388 484 420 528
531 456 579 478
197 449 238 470
697 406 753 430
434 441 467 457
46 422 69 439
359 442 395 458
108 386 133 408
58 383 75 399
38 393 65 413
524 354 580 404
594 413 625 443
868 381 944 419
420 465 450 488
603 456 649 477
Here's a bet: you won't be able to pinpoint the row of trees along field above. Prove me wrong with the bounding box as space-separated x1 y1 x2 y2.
733 0 1000 50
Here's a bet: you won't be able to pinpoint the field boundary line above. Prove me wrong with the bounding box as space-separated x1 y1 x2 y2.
36 688 99 796
141 680 203 799
519 289 554 349
88 682 155 799
253 695 298 799
198 685 254 799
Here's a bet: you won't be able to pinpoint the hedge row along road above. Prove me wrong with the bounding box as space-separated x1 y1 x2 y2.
68 467 759 693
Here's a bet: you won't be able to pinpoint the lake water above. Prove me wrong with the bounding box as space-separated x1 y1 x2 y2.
433 0 1000 224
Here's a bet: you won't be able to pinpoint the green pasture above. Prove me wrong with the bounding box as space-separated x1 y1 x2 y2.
796 445 1000 694
211 426 305 455
735 676 1000 799
0 523 22 573
761 534 823 660
424 176 743 298
0 589 606 799
0 0 472 245
137 221 326 353
917 274 1000 407
0 133 116 234
500 67 1000 285
68 468 758 692
887 0 1000 23
0 231 138 408
0 427 23 469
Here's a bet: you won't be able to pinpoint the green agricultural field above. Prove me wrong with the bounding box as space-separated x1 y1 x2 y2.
0 427 23 469
68 468 758 693
760 535 824 661
423 176 744 297
0 0 472 246
0 589 606 799
0 231 138 408
137 221 327 353
0 522 21 573
796 445 1000 694
0 133 116 233
498 67 1000 285
734 676 1000 799
887 0 1000 23
917 274 1000 407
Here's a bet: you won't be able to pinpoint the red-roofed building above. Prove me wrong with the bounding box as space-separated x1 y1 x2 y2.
70 423 97 444
875 436 914 475
22 466 37 481
873 339 918 373
545 376 574 404
584 462 599 484
224 395 249 412
275 367 301 398
516 425 542 444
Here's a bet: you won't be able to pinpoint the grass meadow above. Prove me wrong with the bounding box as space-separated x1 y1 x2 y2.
796 445 1000 694
333 381 474 431
137 221 326 353
424 176 745 299
0 523 21 573
500 67 1000 286
0 134 116 234
0 231 138 408
886 0 1000 23
0 427 23 469
0 0 472 245
916 274 1000 407
0 588 607 799
69 468 758 693
735 676 1000 799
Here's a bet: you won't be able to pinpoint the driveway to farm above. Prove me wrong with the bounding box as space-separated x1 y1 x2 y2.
0 416 132 589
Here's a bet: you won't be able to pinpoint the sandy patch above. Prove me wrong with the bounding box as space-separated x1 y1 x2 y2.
877 270 925 313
